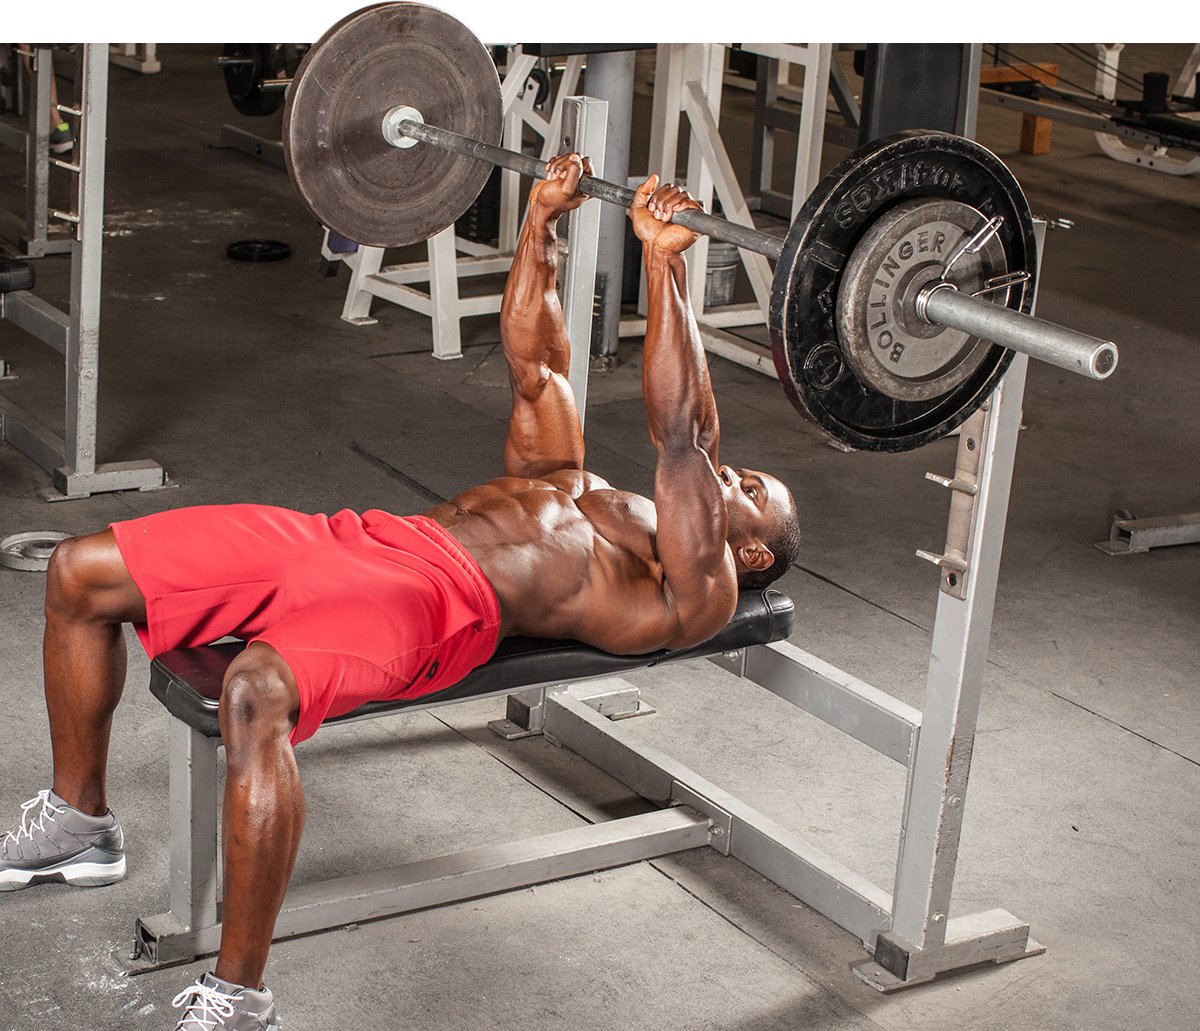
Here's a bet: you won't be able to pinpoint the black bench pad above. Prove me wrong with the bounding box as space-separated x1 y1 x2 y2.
150 588 795 738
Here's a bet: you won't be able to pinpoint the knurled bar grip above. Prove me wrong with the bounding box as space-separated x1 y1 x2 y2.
922 285 1118 380
393 116 1118 382
396 118 786 259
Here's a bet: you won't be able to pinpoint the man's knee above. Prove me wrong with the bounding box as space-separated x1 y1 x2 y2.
219 649 300 743
45 534 113 620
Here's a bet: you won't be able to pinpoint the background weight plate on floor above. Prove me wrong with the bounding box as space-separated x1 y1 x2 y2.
769 130 1036 452
0 531 70 572
282 3 503 248
226 239 292 262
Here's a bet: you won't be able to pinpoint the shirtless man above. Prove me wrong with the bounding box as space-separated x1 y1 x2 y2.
0 155 800 1030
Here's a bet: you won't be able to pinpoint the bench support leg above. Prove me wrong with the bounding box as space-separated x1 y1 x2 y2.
488 687 547 740
121 724 220 971
488 680 655 741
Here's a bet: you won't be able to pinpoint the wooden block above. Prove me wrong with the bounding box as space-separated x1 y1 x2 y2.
980 62 1058 155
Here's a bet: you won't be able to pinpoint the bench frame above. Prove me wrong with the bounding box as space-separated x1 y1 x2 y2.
120 192 1050 991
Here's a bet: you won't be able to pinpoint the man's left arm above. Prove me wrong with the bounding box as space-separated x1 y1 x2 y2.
632 179 739 648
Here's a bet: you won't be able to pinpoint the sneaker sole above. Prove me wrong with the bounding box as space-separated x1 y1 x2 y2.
0 854 125 891
49 142 74 155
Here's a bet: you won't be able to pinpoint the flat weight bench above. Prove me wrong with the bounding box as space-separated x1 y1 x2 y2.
125 588 795 970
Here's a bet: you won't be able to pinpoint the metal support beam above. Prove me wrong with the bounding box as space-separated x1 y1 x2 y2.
559 96 605 422
125 806 712 971
710 640 921 766
543 685 894 945
217 124 284 167
168 722 220 931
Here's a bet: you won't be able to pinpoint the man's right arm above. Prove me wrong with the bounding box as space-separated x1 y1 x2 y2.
499 155 591 479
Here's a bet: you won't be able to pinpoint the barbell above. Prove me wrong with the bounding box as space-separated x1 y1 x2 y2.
281 3 1119 453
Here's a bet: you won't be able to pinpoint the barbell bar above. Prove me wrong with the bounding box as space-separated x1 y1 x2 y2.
383 110 786 259
382 108 1117 385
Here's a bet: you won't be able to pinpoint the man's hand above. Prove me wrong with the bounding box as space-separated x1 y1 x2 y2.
529 152 594 220
630 175 703 255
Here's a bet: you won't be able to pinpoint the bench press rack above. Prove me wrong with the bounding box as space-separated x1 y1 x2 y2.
119 151 1051 990
0 44 167 501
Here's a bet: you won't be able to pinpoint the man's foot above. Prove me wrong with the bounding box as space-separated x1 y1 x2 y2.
48 121 74 154
173 974 280 1030
0 789 125 891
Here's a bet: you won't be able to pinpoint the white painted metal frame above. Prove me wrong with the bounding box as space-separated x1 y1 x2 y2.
1093 43 1200 176
628 44 830 378
326 52 586 359
0 44 166 501
109 44 161 75
737 43 833 220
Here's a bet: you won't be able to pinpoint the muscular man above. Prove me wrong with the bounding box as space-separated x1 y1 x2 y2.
0 156 799 1030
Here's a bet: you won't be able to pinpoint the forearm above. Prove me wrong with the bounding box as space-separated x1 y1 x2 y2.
501 200 570 385
641 246 720 462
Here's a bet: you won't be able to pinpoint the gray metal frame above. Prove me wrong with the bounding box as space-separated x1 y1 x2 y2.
122 198 1050 993
0 44 167 501
216 123 285 168
1095 511 1200 555
0 46 72 257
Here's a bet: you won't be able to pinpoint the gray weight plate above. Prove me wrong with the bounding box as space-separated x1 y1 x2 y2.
0 531 70 572
836 198 1009 403
282 3 502 248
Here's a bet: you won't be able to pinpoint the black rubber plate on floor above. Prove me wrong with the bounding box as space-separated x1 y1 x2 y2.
226 239 292 263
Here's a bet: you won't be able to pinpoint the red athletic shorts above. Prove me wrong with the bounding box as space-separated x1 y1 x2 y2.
110 505 502 745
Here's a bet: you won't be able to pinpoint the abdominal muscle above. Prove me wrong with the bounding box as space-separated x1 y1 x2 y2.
424 471 664 648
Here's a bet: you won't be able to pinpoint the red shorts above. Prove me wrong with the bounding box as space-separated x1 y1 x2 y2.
110 505 501 745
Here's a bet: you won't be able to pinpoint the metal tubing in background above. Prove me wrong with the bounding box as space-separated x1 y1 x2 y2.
63 43 106 481
922 285 1118 380
560 97 606 427
0 44 167 500
581 50 635 362
26 47 54 256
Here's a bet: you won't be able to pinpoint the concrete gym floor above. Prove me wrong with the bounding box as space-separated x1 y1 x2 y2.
0 41 1197 1031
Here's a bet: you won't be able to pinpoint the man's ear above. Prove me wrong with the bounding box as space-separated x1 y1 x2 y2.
736 540 774 572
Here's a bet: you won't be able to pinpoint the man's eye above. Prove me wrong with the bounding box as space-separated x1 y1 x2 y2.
746 486 756 499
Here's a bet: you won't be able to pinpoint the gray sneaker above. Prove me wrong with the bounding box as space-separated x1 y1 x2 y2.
172 974 280 1030
0 789 125 890
48 121 74 154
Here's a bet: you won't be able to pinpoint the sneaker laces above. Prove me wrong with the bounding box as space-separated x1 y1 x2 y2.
3 790 65 846
172 980 242 1029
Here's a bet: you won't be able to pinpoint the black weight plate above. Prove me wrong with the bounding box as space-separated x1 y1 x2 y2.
223 43 283 117
227 239 292 262
282 3 502 249
769 130 1035 453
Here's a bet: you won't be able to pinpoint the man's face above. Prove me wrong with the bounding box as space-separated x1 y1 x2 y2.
716 465 790 548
